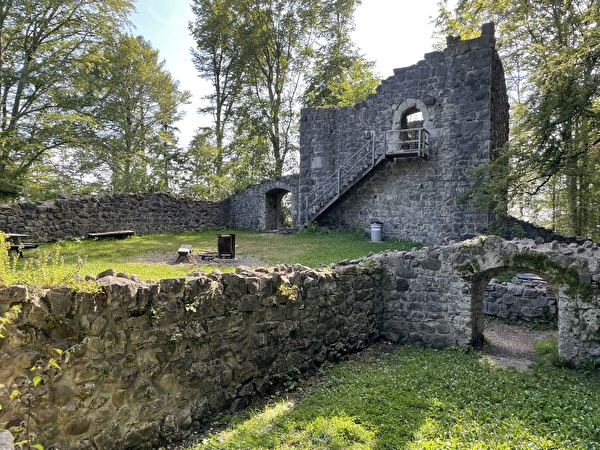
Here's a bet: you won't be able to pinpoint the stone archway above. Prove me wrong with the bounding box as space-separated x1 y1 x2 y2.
377 235 600 364
265 188 292 230
227 175 299 231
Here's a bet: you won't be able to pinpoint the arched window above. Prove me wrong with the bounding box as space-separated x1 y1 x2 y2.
389 99 431 158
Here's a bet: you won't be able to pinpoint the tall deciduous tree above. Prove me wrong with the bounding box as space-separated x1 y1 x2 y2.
189 0 244 176
75 34 191 193
303 0 378 107
0 0 134 199
437 0 600 239
189 0 372 197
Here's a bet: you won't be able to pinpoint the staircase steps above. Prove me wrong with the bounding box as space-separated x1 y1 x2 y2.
305 128 429 223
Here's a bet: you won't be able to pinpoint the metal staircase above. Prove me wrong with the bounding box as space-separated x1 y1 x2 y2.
304 128 429 224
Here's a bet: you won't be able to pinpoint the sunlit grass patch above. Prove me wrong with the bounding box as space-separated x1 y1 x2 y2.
10 229 421 283
186 345 600 449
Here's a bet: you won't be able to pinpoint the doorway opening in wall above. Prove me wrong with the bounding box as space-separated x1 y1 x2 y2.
473 269 558 371
399 108 425 150
265 188 292 230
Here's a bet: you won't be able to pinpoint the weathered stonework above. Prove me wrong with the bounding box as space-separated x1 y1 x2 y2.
0 192 229 242
228 175 299 230
299 23 509 244
0 263 383 449
0 179 299 243
375 235 600 361
1 236 599 449
484 275 557 323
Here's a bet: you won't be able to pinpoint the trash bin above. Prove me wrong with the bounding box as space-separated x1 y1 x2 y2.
217 234 235 259
370 222 382 242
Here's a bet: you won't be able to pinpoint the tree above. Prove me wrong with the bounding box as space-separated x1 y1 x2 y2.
189 0 244 176
189 0 370 192
303 0 379 107
74 34 190 193
0 0 134 199
437 0 600 239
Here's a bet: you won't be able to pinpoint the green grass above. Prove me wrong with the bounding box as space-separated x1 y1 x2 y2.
11 229 421 282
187 345 600 449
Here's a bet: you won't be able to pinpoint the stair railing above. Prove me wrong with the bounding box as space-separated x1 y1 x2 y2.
305 132 376 222
304 128 429 223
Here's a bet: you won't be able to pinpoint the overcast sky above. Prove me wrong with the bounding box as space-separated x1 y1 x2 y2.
130 0 451 147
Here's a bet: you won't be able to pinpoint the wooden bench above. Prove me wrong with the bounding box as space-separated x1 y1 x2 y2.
9 242 40 257
176 244 193 263
87 230 135 240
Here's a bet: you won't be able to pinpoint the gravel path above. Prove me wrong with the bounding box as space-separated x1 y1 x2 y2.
481 319 556 371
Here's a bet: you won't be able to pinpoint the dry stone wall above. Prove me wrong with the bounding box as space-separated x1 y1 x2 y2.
0 262 383 449
0 192 229 242
484 275 557 323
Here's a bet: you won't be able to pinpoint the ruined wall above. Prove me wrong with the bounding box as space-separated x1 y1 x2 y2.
227 176 299 230
0 178 303 243
1 236 599 449
0 193 229 242
375 236 600 361
0 263 382 449
484 276 557 323
299 23 509 244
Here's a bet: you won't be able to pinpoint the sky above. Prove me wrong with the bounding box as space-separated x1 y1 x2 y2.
130 0 450 148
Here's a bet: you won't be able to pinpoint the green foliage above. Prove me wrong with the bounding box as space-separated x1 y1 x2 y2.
303 1 378 108
0 233 99 292
532 338 566 369
0 306 85 449
495 270 516 283
68 34 191 194
436 0 600 240
0 0 135 200
189 0 368 183
278 284 300 301
189 345 600 449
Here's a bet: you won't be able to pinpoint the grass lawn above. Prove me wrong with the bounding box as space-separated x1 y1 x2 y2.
185 344 600 449
15 228 421 282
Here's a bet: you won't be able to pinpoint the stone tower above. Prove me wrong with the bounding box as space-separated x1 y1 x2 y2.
298 23 509 244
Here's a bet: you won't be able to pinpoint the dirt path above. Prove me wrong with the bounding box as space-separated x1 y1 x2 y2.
480 319 556 371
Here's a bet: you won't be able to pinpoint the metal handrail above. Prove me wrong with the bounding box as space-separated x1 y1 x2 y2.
305 128 429 222
305 134 375 219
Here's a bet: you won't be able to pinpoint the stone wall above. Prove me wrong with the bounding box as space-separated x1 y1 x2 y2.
372 236 600 362
0 178 302 243
0 192 229 242
298 23 509 244
1 236 599 449
484 275 557 323
227 176 299 230
0 262 382 449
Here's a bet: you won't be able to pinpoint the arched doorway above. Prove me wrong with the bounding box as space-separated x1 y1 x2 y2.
470 266 559 369
265 188 292 230
390 99 431 157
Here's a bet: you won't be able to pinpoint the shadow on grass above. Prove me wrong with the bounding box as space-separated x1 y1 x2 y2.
188 344 600 449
